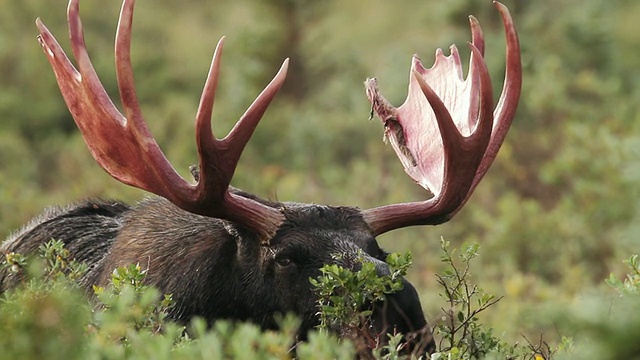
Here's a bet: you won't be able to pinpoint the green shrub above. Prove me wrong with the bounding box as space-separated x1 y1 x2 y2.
311 251 410 333
0 240 91 359
0 240 353 359
12 239 628 359
430 240 553 360
310 250 415 358
606 254 640 296
548 255 640 360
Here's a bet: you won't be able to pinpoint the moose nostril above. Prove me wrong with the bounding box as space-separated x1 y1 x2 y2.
374 260 392 277
369 280 434 356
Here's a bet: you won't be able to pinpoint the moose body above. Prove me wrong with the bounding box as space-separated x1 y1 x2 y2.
1 195 428 345
1 0 521 356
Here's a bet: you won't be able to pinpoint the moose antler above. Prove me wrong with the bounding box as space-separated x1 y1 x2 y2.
35 0 287 239
363 1 521 235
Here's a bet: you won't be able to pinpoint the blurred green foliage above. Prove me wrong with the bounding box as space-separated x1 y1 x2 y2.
2 0 640 354
0 239 542 359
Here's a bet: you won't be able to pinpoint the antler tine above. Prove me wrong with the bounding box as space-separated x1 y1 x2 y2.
471 1 522 191
194 56 290 210
37 0 287 239
363 2 521 236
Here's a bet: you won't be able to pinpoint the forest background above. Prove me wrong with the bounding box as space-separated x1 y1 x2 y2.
1 0 640 351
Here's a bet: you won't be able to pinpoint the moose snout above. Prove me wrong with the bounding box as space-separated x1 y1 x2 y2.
371 278 436 356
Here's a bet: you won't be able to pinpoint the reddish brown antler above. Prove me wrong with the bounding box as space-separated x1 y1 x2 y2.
363 2 521 235
36 0 287 239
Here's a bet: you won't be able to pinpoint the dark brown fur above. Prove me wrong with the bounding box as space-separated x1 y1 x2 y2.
1 194 435 355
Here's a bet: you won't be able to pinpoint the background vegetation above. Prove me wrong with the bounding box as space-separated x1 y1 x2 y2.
2 0 640 357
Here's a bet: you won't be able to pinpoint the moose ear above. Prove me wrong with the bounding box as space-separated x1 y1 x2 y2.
229 188 283 210
363 1 521 236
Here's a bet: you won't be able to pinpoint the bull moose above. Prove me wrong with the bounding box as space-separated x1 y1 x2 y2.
0 0 521 356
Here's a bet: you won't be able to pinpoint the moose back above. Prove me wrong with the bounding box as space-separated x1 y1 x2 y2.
0 0 521 356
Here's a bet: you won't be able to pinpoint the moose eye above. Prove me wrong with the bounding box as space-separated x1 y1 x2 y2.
276 256 293 267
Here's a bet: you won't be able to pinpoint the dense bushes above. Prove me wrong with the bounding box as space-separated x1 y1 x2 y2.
0 240 524 359
3 241 640 359
0 240 350 359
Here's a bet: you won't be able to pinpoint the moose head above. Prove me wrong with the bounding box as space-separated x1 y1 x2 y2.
2 0 520 356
